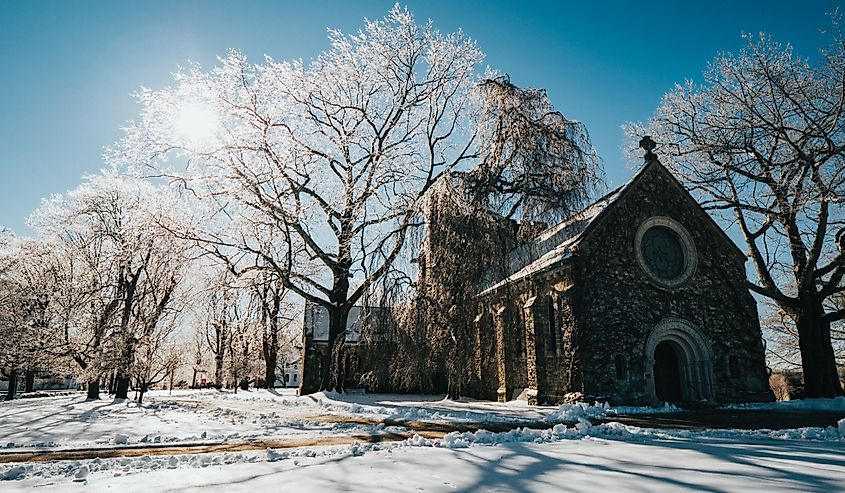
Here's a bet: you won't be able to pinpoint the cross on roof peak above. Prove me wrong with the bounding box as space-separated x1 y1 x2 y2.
639 135 657 161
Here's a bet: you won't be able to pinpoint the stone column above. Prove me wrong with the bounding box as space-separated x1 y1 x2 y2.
493 305 509 402
522 296 545 405
473 311 483 386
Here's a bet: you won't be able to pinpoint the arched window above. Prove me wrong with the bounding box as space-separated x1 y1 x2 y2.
547 298 557 354
614 354 626 381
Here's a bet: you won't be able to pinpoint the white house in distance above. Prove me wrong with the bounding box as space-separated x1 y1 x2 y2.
0 372 78 393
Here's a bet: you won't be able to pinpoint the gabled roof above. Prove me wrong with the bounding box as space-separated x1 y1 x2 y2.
478 168 641 296
478 157 747 297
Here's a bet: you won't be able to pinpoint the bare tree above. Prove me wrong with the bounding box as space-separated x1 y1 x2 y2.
0 232 91 400
247 269 294 389
199 274 237 389
0 230 30 400
111 6 488 392
28 172 194 399
633 32 845 397
133 317 184 405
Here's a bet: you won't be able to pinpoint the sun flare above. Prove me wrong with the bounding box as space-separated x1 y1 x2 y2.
173 100 220 148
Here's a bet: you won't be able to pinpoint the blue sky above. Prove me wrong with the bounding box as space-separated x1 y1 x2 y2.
0 0 838 234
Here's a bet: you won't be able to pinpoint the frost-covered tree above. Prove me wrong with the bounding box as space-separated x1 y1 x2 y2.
416 76 599 397
29 172 195 399
246 269 295 389
132 316 184 405
193 265 295 390
0 230 30 399
197 269 246 389
632 32 845 397
0 234 78 399
110 6 485 392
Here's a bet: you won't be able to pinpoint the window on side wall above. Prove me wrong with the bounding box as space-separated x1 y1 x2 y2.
547 298 557 354
614 354 626 381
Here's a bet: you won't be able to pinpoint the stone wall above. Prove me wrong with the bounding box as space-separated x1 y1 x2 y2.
572 162 773 405
477 268 581 404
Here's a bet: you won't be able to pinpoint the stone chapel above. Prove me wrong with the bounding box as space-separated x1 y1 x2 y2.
300 143 774 406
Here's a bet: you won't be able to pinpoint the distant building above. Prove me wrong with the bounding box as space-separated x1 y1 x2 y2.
299 303 389 393
277 359 301 388
0 371 78 394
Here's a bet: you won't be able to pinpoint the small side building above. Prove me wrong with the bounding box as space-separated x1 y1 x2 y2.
298 302 392 394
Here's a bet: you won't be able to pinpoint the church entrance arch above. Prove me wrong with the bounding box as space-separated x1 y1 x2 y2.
645 318 714 404
653 340 683 402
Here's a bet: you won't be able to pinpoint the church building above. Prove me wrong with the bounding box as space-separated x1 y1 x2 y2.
300 141 774 406
469 142 773 405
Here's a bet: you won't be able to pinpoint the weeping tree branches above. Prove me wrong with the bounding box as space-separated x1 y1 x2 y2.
466 75 601 223
373 77 603 397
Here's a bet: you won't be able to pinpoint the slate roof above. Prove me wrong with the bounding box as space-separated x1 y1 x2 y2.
478 162 648 296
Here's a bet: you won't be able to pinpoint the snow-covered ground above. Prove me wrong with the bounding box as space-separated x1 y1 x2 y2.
4 422 844 491
0 388 671 451
1 390 844 490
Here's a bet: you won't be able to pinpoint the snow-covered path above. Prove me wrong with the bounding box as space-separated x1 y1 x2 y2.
0 389 618 451
0 389 346 450
7 435 844 492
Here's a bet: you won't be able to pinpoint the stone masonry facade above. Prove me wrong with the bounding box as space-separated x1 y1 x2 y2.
474 156 774 405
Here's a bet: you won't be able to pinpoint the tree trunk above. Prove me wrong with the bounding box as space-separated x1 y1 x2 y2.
24 370 35 393
446 375 461 400
262 319 279 389
263 350 277 390
114 336 136 399
191 368 197 389
214 347 225 390
5 369 18 401
138 384 147 406
796 294 844 398
114 376 131 399
86 378 100 400
324 305 350 393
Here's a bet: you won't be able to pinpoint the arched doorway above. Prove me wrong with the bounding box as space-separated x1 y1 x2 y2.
653 341 683 402
645 318 714 404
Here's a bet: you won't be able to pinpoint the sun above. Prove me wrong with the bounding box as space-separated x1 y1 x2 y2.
173 99 221 149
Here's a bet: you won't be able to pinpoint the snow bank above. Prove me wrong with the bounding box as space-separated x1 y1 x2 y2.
430 416 845 450
544 401 679 424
